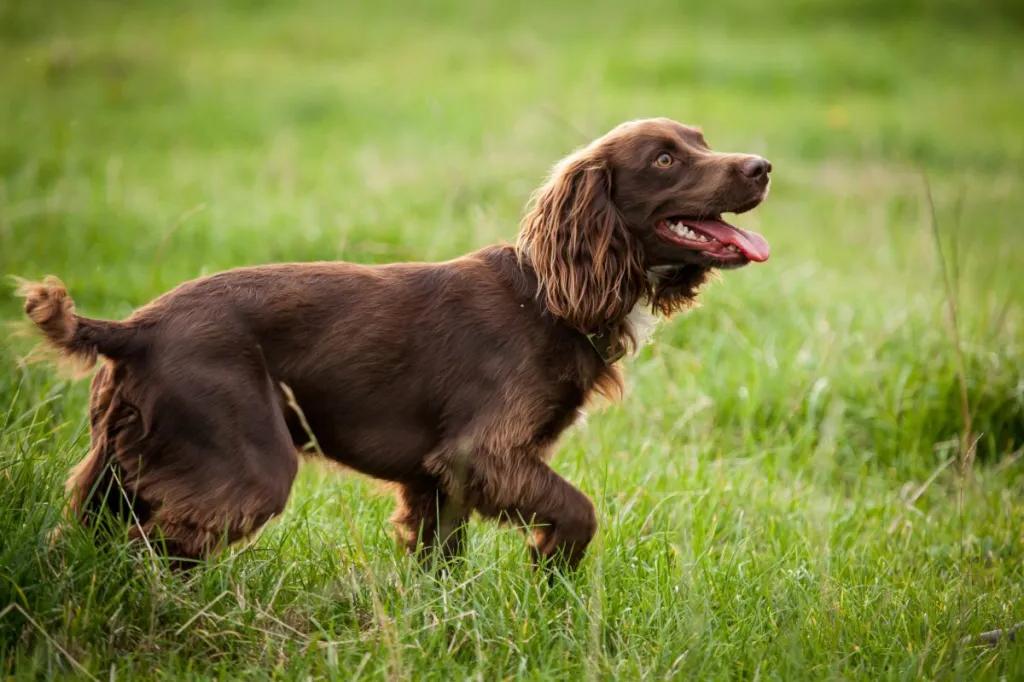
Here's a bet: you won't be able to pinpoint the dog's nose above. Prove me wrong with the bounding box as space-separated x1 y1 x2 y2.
740 157 772 179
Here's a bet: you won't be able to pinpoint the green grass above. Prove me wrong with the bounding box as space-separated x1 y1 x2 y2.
2 0 1023 678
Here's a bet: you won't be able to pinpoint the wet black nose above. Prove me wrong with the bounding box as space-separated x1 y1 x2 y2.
741 157 772 179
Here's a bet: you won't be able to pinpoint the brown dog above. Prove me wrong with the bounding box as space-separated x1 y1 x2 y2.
20 118 770 568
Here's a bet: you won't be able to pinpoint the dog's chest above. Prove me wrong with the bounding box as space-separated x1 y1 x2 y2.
624 300 659 353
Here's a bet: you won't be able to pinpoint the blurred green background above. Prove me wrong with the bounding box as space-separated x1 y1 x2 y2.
1 0 1022 679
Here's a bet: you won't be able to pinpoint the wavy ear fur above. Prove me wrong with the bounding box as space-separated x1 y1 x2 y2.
517 150 648 338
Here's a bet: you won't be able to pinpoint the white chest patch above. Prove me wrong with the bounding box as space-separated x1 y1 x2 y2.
623 300 659 354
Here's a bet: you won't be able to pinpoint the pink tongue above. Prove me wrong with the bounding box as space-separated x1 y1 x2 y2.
685 219 770 262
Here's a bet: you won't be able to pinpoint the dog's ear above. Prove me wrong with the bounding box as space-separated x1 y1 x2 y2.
518 150 648 335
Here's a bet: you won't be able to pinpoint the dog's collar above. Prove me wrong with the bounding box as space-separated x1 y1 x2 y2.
586 329 626 365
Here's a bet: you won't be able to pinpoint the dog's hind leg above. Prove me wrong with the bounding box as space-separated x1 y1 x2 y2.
65 361 152 533
76 345 300 562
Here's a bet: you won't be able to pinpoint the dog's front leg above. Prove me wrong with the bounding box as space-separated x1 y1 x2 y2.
471 454 597 569
391 482 468 562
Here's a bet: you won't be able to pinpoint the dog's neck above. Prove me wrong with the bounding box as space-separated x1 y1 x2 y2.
624 298 660 350
588 264 711 364
492 245 707 365
585 298 659 364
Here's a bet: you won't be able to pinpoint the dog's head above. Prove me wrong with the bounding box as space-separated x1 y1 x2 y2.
518 117 771 334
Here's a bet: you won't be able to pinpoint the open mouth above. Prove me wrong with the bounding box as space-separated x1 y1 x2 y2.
654 216 770 266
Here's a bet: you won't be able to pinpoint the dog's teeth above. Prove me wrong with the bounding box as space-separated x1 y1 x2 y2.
669 222 714 243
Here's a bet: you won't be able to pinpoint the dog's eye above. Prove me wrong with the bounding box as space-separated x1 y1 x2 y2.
654 152 674 168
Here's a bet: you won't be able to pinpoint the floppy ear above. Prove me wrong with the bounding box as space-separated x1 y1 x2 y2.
517 150 648 335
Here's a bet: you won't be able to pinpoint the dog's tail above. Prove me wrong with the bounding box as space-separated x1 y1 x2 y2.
17 276 140 368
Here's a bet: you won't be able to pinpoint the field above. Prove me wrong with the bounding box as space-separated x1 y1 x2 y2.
2 0 1023 678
